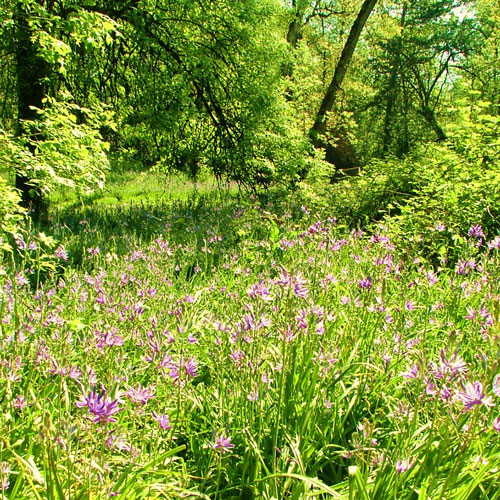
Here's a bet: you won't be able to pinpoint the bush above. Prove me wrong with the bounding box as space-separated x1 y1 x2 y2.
385 102 500 261
297 100 500 265
0 176 26 253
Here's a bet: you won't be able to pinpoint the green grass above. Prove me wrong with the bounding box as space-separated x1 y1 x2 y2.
49 168 239 211
1 176 500 499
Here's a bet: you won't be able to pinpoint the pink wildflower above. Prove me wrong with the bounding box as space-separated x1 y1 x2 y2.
211 434 234 454
456 381 494 411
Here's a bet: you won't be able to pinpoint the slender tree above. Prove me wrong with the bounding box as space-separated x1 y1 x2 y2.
14 0 49 215
309 0 378 146
382 3 406 154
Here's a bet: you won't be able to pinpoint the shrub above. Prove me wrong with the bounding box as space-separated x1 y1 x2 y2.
0 176 26 253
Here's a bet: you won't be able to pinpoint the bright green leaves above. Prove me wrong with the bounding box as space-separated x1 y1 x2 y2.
64 8 119 51
0 176 25 250
36 32 71 73
113 0 305 185
1 96 110 197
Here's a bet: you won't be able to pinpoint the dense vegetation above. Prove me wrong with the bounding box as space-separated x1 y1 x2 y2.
1 0 500 498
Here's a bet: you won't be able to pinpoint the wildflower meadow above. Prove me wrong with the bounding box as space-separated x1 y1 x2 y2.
2 0 500 497
1 192 499 499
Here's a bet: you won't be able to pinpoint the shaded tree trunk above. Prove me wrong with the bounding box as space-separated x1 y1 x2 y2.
383 4 406 155
14 3 49 217
419 105 447 142
398 79 410 156
282 0 305 99
286 1 304 49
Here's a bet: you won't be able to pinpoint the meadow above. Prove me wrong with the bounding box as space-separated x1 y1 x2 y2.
0 175 499 499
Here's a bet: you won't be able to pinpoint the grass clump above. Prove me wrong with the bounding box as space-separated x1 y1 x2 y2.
0 187 500 499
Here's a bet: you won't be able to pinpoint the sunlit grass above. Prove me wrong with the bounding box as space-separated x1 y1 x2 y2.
1 181 499 499
49 167 238 211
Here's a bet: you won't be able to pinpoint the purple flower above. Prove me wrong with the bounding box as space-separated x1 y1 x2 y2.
247 280 271 301
106 434 135 454
55 245 68 261
293 275 309 298
468 225 485 239
241 315 255 331
15 236 26 251
95 328 124 349
456 259 476 275
152 411 172 431
438 351 468 380
230 349 246 368
68 366 82 380
358 277 372 290
456 381 494 411
0 461 11 490
87 246 100 256
76 390 123 423
493 417 500 432
168 365 180 382
395 458 414 473
247 390 259 402
465 308 476 321
424 270 437 286
13 394 27 410
493 375 500 398
488 236 500 250
126 384 155 405
296 309 308 329
405 300 416 311
14 272 29 288
440 385 453 401
184 357 198 378
400 364 419 380
211 434 234 454
425 378 437 397
87 368 98 385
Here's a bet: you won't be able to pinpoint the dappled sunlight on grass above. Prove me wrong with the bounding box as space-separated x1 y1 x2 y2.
1 186 500 498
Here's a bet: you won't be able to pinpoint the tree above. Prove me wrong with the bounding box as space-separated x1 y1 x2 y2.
0 0 114 218
360 0 475 157
3 0 311 201
454 0 500 113
13 0 50 214
308 0 378 172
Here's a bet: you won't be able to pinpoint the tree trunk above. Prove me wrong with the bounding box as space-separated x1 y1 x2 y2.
286 2 303 49
282 0 305 96
14 2 49 218
383 4 406 155
398 79 410 157
419 105 447 142
309 0 378 146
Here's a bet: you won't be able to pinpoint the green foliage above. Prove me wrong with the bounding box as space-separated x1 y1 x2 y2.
110 0 307 186
297 96 500 266
0 96 110 197
0 176 25 252
296 152 412 227
385 101 500 256
0 0 498 268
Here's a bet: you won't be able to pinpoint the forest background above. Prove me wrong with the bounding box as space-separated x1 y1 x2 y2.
1 1 500 499
0 0 498 239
